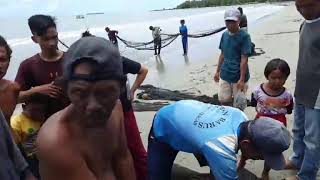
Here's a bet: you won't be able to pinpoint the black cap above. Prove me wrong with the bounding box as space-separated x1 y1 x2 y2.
63 36 125 82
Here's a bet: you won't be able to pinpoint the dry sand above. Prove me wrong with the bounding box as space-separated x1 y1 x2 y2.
133 3 320 180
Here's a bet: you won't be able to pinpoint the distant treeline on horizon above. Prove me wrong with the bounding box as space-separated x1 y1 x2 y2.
176 0 293 9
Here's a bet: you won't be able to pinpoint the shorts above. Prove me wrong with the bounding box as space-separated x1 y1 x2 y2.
154 37 161 46
218 79 248 103
256 113 287 127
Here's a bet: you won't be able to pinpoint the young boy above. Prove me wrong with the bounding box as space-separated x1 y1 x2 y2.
11 93 49 178
214 9 252 107
15 14 68 119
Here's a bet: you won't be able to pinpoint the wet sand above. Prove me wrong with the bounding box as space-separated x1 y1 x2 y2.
133 3 320 179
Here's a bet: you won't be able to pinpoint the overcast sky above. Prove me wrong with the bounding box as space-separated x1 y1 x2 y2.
0 0 187 17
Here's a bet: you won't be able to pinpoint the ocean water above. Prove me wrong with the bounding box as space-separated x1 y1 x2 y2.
1 4 284 89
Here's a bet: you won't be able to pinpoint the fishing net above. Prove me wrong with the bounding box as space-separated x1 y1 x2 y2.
117 26 226 50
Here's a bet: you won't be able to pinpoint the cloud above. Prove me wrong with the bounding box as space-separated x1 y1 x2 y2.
44 0 60 13
0 0 186 18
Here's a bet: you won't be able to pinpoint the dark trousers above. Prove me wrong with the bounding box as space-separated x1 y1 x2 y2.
182 37 188 55
154 37 162 55
147 128 178 180
26 156 40 179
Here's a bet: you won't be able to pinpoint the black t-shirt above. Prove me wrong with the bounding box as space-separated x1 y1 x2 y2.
121 57 141 112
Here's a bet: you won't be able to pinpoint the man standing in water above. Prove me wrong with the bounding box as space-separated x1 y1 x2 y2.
238 7 248 32
105 27 119 47
149 26 162 55
37 37 136 180
179 19 188 55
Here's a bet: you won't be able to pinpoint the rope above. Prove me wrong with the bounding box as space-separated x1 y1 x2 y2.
58 39 70 49
58 26 227 51
117 26 226 50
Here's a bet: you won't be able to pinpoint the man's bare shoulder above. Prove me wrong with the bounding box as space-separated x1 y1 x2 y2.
37 107 76 162
37 107 81 168
0 79 18 91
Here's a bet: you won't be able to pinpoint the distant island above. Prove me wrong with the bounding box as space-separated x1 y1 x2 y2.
176 0 293 9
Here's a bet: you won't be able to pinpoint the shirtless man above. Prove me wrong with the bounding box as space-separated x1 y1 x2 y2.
0 35 19 122
37 36 136 180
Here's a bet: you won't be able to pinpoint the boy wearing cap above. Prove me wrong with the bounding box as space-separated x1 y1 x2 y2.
147 100 290 180
37 37 135 180
285 1 320 180
214 9 252 107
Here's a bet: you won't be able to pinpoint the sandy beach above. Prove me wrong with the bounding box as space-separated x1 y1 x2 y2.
133 2 320 179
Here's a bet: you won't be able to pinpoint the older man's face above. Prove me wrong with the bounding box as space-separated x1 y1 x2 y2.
67 62 121 128
295 0 320 20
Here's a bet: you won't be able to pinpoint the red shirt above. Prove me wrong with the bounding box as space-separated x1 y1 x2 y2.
15 53 69 117
15 54 63 90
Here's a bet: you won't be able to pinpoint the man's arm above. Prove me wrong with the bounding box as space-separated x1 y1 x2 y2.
130 65 148 101
239 55 248 82
237 33 251 90
15 61 61 103
113 102 136 180
237 55 248 91
18 83 61 103
214 52 224 82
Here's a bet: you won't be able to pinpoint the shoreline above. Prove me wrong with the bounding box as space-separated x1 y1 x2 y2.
134 3 320 179
174 0 293 10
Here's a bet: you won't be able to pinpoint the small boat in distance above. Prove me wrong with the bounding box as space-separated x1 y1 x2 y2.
76 15 85 19
86 12 104 16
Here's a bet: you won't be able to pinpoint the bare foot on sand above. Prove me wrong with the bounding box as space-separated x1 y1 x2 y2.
284 159 298 170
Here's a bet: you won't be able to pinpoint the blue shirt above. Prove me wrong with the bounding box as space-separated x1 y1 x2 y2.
153 100 248 180
179 25 188 39
219 29 251 83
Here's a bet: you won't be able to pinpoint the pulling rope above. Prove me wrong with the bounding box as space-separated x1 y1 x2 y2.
58 39 70 49
57 26 227 51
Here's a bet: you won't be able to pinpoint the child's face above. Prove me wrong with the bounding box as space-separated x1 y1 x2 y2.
24 103 47 122
296 0 320 20
267 69 287 91
225 20 240 33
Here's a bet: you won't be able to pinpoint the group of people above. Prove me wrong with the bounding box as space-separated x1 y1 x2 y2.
0 0 319 180
0 14 148 180
105 18 189 56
